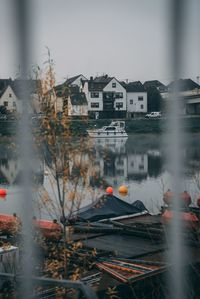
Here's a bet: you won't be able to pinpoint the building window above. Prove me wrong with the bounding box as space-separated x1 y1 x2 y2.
4 101 8 107
116 102 123 109
13 102 16 107
115 92 123 98
91 102 99 108
130 99 133 105
112 82 116 88
91 92 99 98
138 96 143 101
139 164 144 170
9 93 12 98
140 104 144 109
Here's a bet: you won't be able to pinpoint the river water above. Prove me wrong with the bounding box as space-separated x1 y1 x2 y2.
0 133 200 218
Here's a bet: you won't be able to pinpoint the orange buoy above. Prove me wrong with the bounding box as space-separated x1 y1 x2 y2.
180 191 191 207
106 186 113 195
119 185 128 195
163 189 173 205
0 189 7 197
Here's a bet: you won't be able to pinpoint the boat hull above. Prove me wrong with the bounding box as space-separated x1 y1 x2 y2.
87 130 128 138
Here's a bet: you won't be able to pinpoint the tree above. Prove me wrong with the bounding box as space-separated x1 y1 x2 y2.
0 105 8 114
33 50 99 239
146 86 162 112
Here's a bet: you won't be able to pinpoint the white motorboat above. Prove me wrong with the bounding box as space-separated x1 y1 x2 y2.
87 121 128 138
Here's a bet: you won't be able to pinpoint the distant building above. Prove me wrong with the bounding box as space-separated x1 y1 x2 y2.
65 74 87 88
83 75 126 119
68 85 88 117
125 81 147 118
143 80 167 92
143 80 165 112
161 78 200 115
0 82 20 113
52 83 88 117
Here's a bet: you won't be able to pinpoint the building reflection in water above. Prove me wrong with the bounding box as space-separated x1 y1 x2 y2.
0 143 44 186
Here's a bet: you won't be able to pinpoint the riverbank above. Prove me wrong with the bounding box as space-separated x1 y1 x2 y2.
0 116 200 136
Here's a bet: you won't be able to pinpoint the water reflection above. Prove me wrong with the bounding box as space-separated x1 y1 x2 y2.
93 135 163 184
1 133 200 215
0 142 44 185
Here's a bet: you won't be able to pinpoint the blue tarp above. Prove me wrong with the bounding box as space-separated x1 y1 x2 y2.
77 194 148 222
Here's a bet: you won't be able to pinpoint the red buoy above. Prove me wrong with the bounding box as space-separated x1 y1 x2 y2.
106 186 113 195
0 189 7 197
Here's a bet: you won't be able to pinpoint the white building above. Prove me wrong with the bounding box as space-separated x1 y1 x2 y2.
42 83 88 117
0 84 21 113
161 79 200 115
126 81 147 118
68 86 88 117
83 75 126 119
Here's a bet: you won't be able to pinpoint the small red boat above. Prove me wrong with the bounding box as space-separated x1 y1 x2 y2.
0 213 21 235
33 218 62 240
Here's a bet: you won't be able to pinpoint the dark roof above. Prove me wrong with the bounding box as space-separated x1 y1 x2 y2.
0 79 12 97
167 79 200 92
125 81 145 92
54 84 87 105
70 86 87 105
10 79 40 97
88 75 113 91
143 80 167 92
54 83 69 97
0 78 12 89
76 194 147 222
65 74 86 85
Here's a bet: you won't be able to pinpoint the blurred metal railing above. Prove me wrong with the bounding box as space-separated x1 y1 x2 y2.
1 0 198 299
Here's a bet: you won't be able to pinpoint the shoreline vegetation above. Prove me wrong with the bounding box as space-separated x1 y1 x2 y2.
0 116 200 136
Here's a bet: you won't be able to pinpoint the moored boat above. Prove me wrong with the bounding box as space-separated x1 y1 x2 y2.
33 218 62 240
0 213 21 235
87 121 128 138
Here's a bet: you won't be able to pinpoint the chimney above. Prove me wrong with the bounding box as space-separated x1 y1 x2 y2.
90 76 93 81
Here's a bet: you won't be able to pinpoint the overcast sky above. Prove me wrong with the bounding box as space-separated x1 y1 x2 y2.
1 0 200 84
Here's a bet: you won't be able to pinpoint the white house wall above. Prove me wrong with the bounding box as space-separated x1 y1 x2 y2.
103 78 126 111
127 92 147 113
0 86 21 113
68 103 88 116
83 81 103 111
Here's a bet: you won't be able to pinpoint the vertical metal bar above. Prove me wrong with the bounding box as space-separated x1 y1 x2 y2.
167 1 187 299
14 0 34 298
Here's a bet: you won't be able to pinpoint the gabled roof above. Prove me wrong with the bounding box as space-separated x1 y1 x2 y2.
143 80 167 92
167 79 200 91
0 79 12 97
65 74 87 85
88 75 115 91
125 81 145 92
